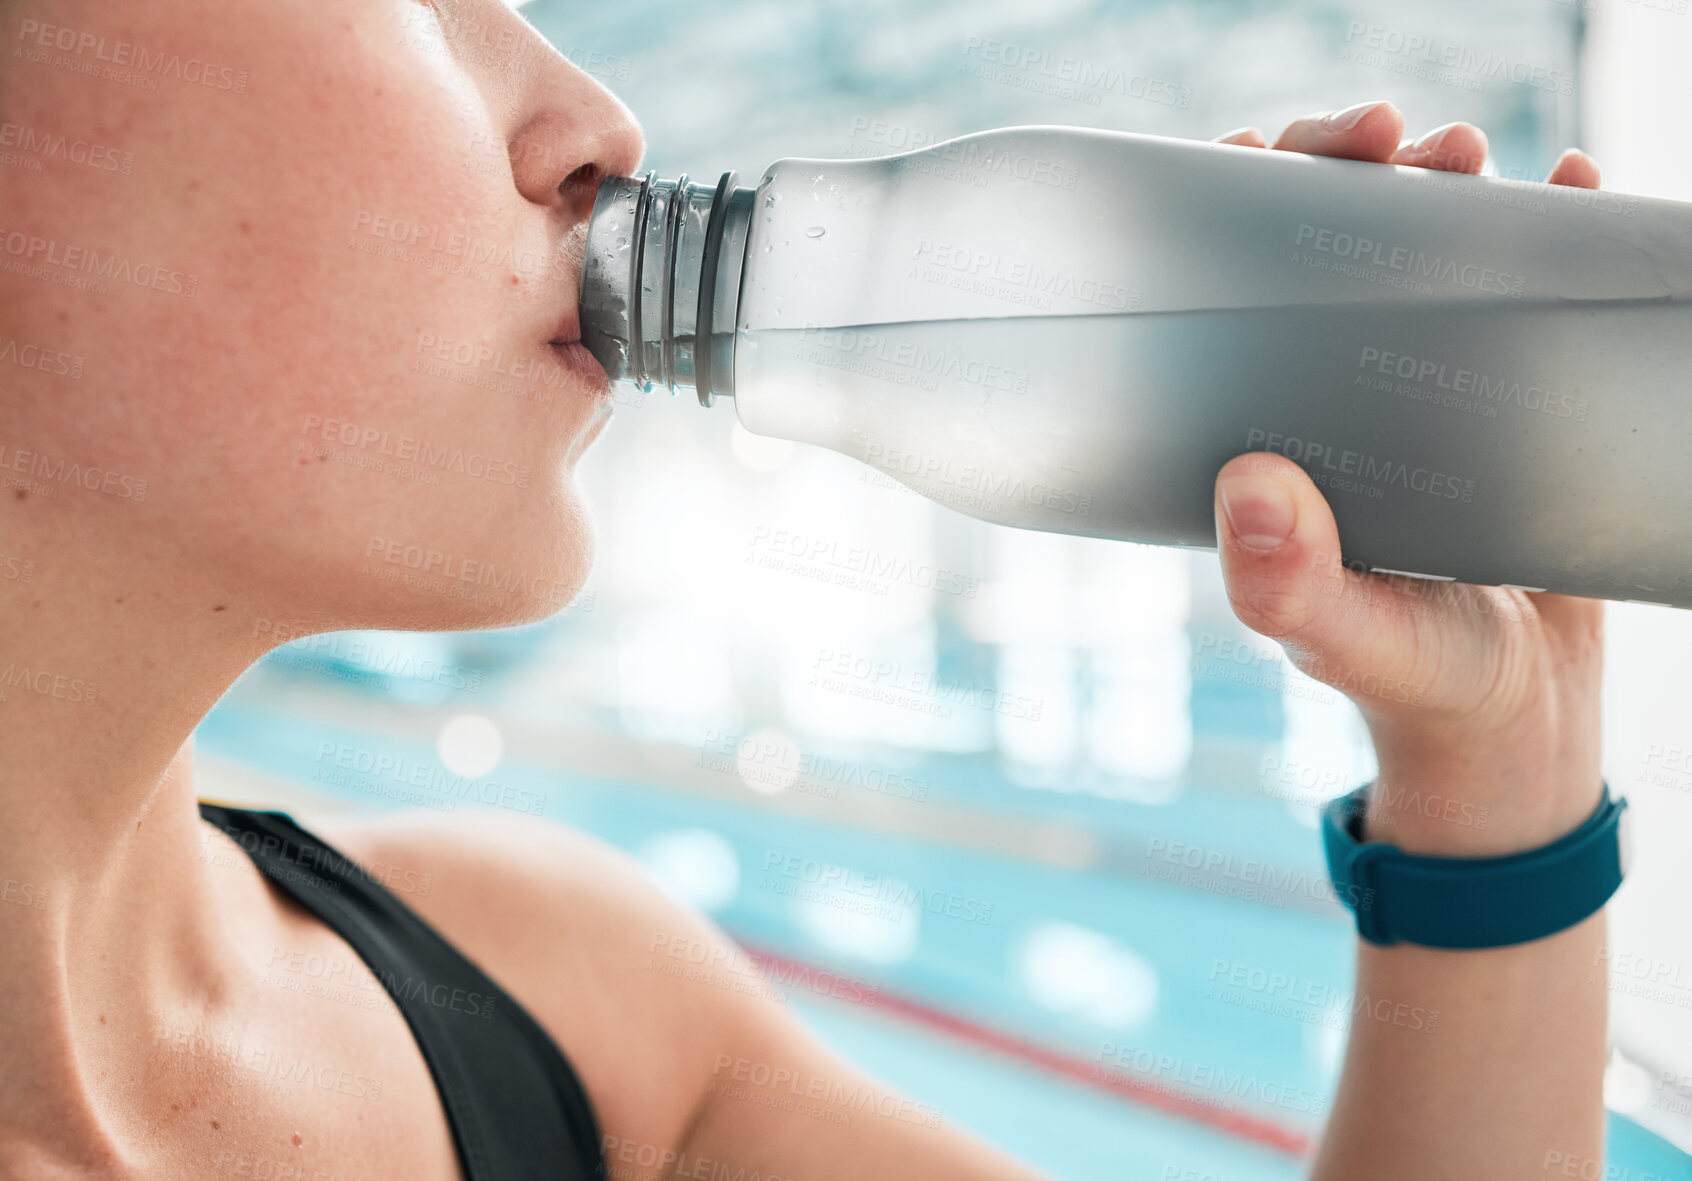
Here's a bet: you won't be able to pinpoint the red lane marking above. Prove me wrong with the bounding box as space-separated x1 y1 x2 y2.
744 945 1312 1159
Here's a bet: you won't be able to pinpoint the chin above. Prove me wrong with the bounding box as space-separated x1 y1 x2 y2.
337 494 598 635
461 510 597 632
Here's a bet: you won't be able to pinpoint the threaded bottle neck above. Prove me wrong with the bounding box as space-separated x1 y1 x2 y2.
578 170 755 406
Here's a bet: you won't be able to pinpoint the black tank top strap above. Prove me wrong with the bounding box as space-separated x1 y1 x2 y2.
198 802 603 1181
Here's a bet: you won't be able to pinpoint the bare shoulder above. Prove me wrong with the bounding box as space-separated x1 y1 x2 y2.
300 806 763 1156
299 809 1042 1181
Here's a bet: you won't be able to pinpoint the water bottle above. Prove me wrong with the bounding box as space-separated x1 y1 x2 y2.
576 126 1692 609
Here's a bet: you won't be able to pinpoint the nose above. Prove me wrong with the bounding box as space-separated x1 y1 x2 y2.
507 68 645 222
471 7 645 222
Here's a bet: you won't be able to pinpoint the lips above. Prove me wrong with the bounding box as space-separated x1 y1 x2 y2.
547 307 612 391
549 309 583 349
549 338 610 388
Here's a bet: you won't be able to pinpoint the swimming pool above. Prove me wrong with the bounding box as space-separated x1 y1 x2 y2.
197 679 1692 1178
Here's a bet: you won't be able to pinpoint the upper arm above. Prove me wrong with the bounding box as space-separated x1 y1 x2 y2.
312 808 1047 1181
676 993 1053 1181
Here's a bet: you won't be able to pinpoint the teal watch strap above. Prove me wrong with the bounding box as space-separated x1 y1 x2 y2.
1321 782 1629 949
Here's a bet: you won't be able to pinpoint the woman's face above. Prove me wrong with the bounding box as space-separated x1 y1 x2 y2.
0 0 643 634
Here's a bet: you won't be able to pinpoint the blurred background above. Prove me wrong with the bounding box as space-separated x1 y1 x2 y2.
199 2 1692 1176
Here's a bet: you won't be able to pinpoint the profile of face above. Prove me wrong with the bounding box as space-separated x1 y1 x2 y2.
0 0 644 641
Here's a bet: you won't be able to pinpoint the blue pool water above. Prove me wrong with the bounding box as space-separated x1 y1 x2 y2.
197 697 1692 1178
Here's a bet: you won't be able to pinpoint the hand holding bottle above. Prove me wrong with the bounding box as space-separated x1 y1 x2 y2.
1211 100 1606 858
1211 102 1615 1181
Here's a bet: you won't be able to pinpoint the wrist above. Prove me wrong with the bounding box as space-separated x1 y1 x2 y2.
1364 718 1602 857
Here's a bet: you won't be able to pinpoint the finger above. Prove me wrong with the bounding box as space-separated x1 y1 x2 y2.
1214 452 1419 700
1271 100 1404 162
1547 148 1601 189
1388 122 1489 174
1212 127 1268 149
1524 590 1604 650
1214 451 1406 651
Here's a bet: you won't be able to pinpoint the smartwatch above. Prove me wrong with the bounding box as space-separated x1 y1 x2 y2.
1321 781 1630 949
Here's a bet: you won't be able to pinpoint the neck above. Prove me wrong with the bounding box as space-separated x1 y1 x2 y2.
0 506 287 1164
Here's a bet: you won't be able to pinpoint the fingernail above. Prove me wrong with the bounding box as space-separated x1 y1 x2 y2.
1220 474 1297 553
1409 122 1458 152
1321 100 1389 133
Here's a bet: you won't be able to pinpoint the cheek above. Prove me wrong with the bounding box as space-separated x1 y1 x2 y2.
125 7 536 504
17 0 594 624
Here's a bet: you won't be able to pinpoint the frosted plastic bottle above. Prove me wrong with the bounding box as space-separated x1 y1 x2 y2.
577 126 1692 609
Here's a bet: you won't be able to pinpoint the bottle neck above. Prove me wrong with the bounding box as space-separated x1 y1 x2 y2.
578 170 755 407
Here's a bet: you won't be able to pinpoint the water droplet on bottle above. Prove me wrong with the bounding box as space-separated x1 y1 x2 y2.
762 244 772 253
805 226 826 238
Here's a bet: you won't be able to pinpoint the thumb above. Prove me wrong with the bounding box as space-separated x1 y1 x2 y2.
1212 452 1411 693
